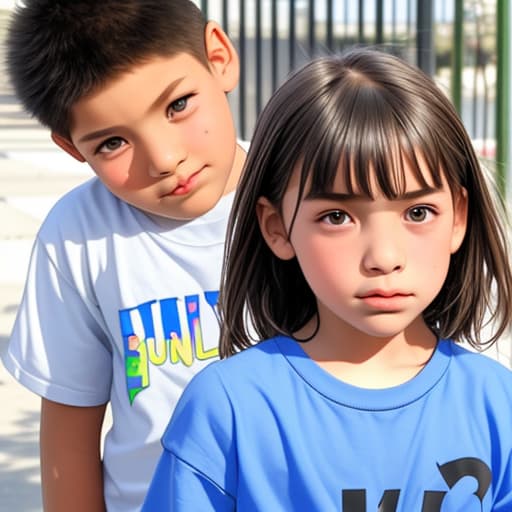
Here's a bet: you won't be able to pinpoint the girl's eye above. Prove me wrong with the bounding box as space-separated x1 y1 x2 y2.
97 137 126 154
406 206 434 222
167 94 194 118
321 210 351 225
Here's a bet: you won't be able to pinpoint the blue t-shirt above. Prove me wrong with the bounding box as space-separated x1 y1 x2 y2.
143 337 512 511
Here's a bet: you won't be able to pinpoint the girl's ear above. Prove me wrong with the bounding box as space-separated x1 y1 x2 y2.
450 187 468 254
51 132 86 162
256 197 296 260
204 21 239 93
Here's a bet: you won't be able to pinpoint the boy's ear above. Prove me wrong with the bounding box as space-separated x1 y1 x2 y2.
256 197 296 260
450 187 468 254
51 132 86 162
204 21 239 93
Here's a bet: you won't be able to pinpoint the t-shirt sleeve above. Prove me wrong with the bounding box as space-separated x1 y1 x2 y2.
146 364 239 507
2 234 112 406
142 450 235 511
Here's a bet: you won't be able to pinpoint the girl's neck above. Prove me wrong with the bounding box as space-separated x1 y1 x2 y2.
295 316 437 389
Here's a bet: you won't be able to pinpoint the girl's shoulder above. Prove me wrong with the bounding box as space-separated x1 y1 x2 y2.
443 339 512 391
192 336 288 385
447 340 511 371
163 337 289 447
172 336 297 416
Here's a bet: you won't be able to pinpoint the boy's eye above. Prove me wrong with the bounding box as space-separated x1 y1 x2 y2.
321 210 351 225
97 137 126 154
406 206 434 222
167 94 194 118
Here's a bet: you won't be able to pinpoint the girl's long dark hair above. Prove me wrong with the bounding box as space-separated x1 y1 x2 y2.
219 48 512 358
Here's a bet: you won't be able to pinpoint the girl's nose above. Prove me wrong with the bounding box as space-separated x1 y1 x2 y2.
361 226 406 275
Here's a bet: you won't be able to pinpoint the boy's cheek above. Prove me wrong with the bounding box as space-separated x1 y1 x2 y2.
184 116 217 143
92 158 136 190
185 98 234 145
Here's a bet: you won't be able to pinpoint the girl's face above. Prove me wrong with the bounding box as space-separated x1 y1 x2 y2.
258 155 468 345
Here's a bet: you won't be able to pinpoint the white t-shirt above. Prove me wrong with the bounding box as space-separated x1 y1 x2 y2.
3 175 234 511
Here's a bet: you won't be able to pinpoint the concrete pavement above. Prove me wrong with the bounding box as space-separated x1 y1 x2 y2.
0 144 91 512
0 9 91 509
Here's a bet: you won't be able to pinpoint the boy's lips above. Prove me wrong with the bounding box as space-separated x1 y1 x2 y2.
162 168 204 197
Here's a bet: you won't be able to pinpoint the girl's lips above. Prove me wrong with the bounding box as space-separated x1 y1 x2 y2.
358 292 413 311
359 289 410 298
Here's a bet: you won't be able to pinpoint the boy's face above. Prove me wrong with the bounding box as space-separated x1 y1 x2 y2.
54 25 243 220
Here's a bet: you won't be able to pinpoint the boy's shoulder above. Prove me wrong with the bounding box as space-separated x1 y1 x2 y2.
38 177 130 241
38 174 237 251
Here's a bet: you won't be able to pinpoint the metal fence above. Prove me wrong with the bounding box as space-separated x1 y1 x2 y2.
197 0 506 192
200 0 435 140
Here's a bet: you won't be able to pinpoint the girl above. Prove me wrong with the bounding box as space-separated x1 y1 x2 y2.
143 49 512 511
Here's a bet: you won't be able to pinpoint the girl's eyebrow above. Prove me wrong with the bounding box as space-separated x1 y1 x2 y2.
305 187 441 202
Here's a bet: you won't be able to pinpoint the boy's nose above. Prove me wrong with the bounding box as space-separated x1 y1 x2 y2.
361 225 406 275
148 156 179 177
145 134 187 178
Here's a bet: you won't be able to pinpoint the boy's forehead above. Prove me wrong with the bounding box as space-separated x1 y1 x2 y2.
68 53 211 137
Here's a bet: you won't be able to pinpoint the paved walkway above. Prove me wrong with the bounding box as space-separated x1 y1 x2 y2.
0 144 90 512
0 10 91 509
0 112 91 509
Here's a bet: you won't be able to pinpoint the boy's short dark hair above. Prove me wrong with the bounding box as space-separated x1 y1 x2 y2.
7 0 207 136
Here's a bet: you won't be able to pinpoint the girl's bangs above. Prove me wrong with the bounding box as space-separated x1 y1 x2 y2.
299 81 445 199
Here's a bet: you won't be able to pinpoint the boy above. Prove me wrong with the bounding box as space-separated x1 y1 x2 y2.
2 1 246 511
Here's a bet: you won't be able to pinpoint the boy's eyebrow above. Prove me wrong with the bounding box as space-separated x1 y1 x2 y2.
305 187 440 201
77 77 186 143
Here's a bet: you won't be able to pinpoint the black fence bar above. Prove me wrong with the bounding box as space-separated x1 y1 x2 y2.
201 0 208 20
221 0 228 33
238 0 246 139
416 0 435 75
358 0 365 43
289 0 296 72
308 0 315 56
271 0 278 91
255 0 262 115
376 0 384 45
326 0 334 50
